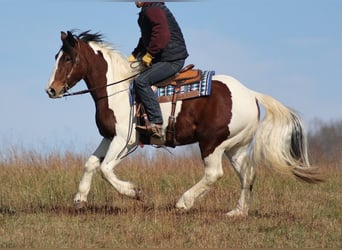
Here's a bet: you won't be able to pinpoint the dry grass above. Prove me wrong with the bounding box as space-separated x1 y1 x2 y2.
0 146 341 248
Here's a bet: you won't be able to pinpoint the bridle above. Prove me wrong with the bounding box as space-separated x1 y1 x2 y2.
64 50 81 94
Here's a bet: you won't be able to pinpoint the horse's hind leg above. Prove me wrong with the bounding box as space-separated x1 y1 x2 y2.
176 148 224 210
225 145 256 217
74 138 111 208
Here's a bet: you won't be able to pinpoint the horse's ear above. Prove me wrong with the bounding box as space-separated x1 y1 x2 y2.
66 31 76 47
61 31 76 48
61 31 67 41
67 31 73 38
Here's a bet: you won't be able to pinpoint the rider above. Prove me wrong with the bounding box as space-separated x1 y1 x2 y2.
129 2 188 138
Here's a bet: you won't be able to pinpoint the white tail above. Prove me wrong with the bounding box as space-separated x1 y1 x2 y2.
251 92 322 183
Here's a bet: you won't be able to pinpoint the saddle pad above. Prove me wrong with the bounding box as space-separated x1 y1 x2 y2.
157 70 215 103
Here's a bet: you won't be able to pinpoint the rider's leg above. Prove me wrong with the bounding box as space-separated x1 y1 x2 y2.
134 60 185 125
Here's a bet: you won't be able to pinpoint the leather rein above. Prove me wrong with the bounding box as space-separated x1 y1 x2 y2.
63 69 145 97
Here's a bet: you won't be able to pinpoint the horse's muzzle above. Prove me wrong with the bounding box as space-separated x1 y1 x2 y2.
46 87 65 99
46 87 57 98
46 85 66 99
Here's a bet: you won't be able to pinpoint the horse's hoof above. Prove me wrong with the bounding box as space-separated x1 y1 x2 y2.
133 187 155 210
134 187 145 201
175 199 192 214
143 196 155 211
226 209 248 217
175 196 193 211
175 207 188 214
74 200 87 210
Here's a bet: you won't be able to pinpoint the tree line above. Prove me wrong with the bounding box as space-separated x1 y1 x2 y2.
307 119 342 167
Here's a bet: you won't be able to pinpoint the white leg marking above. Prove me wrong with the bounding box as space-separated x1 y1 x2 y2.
100 161 137 198
99 138 138 198
74 138 111 203
226 146 256 217
74 155 100 203
176 149 224 210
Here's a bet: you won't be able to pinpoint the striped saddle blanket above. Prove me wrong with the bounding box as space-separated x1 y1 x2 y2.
154 70 215 103
130 70 215 105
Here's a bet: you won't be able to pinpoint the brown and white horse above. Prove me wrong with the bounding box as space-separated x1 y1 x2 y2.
46 31 321 216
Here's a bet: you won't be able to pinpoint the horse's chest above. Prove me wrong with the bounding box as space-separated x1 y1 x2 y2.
95 102 116 139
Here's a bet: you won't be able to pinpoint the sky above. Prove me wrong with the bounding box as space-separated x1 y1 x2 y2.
0 0 341 154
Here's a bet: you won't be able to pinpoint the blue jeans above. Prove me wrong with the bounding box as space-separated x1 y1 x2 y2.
134 59 185 124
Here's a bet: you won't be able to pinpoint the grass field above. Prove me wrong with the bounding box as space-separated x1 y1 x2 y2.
0 146 341 248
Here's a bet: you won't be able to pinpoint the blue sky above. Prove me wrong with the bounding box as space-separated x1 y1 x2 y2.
0 0 341 153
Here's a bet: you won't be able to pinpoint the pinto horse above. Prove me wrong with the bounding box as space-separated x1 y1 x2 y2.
45 31 321 216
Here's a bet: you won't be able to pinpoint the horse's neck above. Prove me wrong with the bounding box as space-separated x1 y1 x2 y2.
107 53 131 84
104 51 138 128
90 42 135 90
86 42 137 103
85 42 136 135
105 51 136 101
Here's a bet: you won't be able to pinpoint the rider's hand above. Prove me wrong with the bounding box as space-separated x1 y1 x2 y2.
142 52 153 67
128 54 136 63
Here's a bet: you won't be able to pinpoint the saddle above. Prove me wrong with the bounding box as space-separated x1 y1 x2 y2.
154 64 201 88
136 64 203 147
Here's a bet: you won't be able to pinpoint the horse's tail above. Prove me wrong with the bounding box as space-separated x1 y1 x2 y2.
251 92 323 183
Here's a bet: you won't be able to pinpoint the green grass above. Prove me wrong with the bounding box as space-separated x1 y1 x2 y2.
0 147 341 248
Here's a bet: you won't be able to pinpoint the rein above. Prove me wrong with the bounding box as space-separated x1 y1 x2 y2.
63 70 144 97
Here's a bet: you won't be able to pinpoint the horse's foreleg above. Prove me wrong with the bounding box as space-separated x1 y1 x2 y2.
99 140 141 199
225 146 256 217
176 148 224 210
74 138 111 208
100 160 139 198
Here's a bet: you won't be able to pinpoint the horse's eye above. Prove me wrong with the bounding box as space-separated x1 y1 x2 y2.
64 56 72 62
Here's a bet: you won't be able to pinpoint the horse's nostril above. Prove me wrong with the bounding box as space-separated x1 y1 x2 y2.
47 88 56 97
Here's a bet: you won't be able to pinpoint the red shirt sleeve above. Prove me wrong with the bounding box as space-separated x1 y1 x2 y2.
145 7 171 55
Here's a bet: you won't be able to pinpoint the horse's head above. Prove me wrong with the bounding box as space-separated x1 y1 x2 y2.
46 31 87 98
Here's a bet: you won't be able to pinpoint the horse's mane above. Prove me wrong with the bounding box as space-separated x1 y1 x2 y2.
70 30 142 78
70 30 104 43
67 30 141 77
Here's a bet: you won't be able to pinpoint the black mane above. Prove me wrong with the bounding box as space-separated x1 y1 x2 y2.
72 30 105 43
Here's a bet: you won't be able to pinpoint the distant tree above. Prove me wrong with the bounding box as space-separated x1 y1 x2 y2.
307 118 342 167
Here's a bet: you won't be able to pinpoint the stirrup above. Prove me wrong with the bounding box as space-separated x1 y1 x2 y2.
136 124 164 138
150 125 164 139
